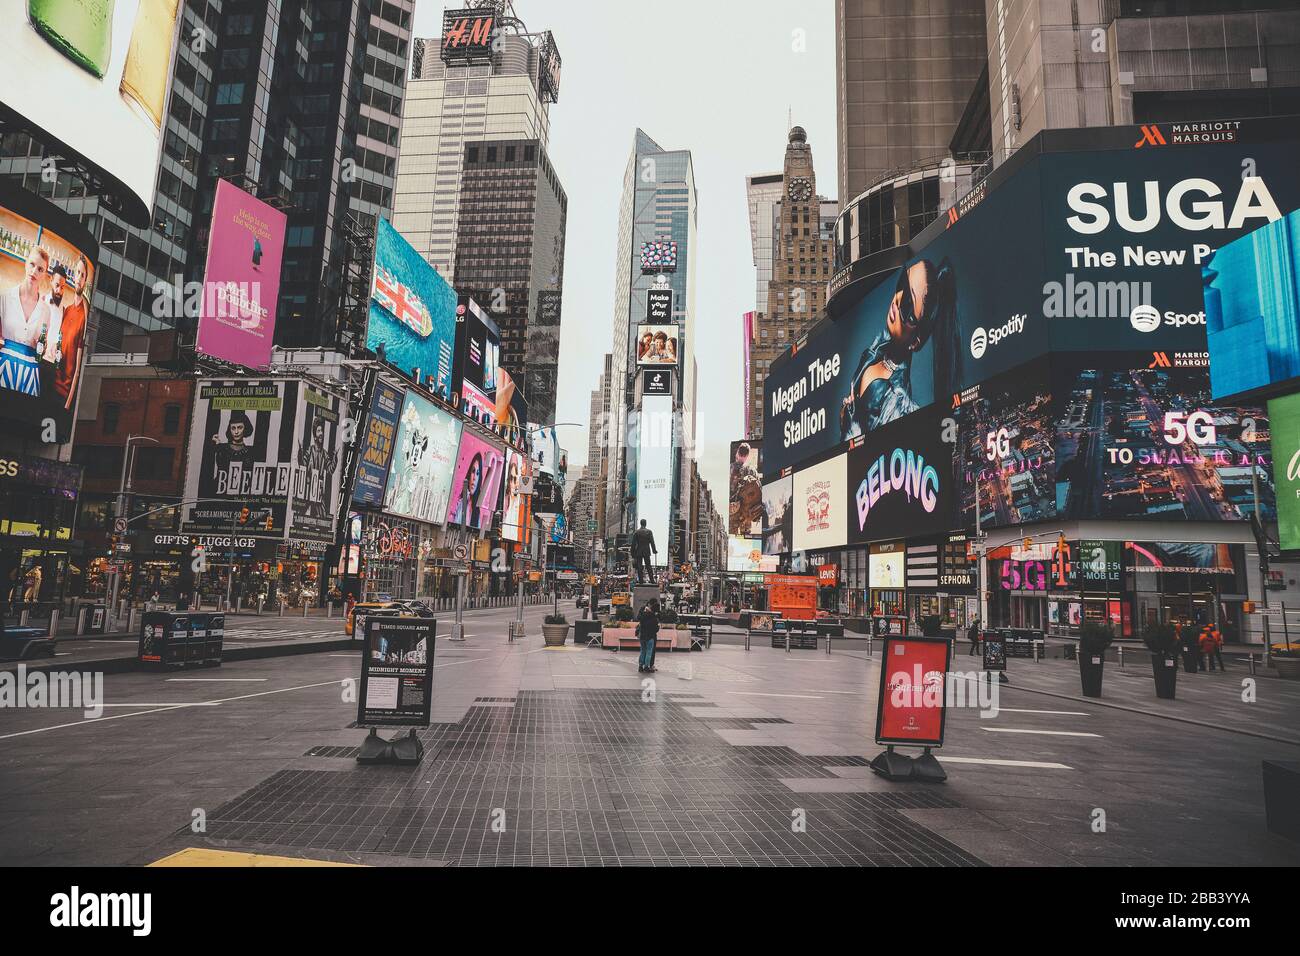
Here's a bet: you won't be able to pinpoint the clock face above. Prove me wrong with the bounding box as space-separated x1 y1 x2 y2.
789 177 812 201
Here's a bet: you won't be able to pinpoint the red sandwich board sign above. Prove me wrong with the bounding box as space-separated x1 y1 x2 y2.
871 636 951 782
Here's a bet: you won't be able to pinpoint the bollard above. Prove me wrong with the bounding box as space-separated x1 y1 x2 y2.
48 608 60 637
825 630 831 656
127 607 139 634
302 601 309 618
745 629 751 652
785 629 790 654
257 596 265 616
1249 654 1257 676
278 599 286 618
327 602 334 619
1119 645 1124 670
1033 641 1041 663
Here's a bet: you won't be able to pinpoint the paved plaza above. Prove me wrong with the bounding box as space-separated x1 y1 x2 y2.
2 602 1297 867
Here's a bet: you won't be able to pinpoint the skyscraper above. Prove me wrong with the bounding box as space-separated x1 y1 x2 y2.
603 129 698 555
391 6 564 419
744 127 837 438
835 0 988 204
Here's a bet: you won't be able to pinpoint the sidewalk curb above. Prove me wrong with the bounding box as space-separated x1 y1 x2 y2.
4 638 359 676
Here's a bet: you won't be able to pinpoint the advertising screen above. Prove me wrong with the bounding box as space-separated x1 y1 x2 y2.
848 408 956 544
526 290 562 424
196 179 286 370
1125 540 1239 576
383 390 461 526
446 429 505 532
351 382 403 506
635 323 679 367
640 240 677 272
765 121 1300 478
367 218 458 401
635 393 674 564
762 473 793 555
454 295 500 425
1052 351 1271 523
727 535 774 574
0 187 96 442
501 449 530 544
792 454 847 552
869 542 905 589
642 367 671 396
954 358 1056 529
875 637 949 747
728 439 763 535
0 0 182 227
1270 392 1300 552
528 422 560 477
646 287 673 322
183 379 342 541
1205 208 1300 401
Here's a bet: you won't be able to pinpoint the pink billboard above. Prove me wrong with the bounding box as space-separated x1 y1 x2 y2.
196 179 287 369
446 430 505 532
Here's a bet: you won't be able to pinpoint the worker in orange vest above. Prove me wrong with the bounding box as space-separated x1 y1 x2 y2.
1198 625 1221 672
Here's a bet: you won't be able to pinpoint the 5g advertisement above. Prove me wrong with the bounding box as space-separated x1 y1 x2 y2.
764 119 1300 482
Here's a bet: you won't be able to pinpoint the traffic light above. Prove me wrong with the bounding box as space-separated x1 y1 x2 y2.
239 506 251 525
263 514 274 531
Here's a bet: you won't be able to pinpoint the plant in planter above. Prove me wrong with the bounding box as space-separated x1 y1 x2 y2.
542 612 569 646
1273 642 1300 679
1142 622 1180 699
658 607 678 625
1077 622 1114 698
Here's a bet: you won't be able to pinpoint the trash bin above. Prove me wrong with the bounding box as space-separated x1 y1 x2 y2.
139 611 187 665
76 603 109 635
1063 642 1077 661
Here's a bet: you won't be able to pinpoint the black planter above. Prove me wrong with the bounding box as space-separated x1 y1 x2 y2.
1079 652 1105 697
1181 648 1199 673
1151 653 1178 699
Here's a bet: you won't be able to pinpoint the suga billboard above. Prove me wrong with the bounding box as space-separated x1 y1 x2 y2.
196 179 287 370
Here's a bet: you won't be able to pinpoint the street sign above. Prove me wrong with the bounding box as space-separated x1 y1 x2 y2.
357 616 436 728
453 544 468 560
113 517 128 534
587 520 597 533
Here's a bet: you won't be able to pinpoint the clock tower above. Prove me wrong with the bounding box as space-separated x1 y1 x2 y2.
745 126 836 439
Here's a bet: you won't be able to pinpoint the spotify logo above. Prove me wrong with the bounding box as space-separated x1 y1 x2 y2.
970 327 987 358
1130 304 1161 333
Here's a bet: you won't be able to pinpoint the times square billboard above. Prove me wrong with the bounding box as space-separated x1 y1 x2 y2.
761 119 1295 541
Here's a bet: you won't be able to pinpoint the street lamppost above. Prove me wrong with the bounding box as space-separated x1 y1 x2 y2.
109 434 160 618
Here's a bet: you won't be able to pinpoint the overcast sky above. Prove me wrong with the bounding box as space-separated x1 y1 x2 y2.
410 0 838 504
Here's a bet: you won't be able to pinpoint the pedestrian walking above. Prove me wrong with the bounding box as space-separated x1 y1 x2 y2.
1211 625 1225 670
637 598 660 674
967 620 980 657
1198 625 1217 672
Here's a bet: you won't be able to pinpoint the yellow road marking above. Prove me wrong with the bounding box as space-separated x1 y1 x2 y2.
149 848 362 867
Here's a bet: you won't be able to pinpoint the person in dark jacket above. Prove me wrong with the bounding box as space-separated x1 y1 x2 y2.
638 599 660 673
967 620 981 656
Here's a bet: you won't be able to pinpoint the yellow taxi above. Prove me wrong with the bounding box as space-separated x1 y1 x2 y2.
345 601 407 637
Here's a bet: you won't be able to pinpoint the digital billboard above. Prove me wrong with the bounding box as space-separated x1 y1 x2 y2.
528 422 560 477
501 449 530 544
954 358 1056 529
1205 207 1300 401
646 287 673 322
367 218 458 401
727 535 775 574
1053 351 1271 523
635 323 679 366
792 454 847 552
0 0 182 227
869 541 905 589
526 289 562 424
762 474 793 555
453 294 500 426
446 430 505 532
848 408 956 544
635 393 674 566
351 382 402 506
765 121 1300 478
196 179 286 370
728 440 763 535
642 367 671 396
183 379 342 541
383 390 461 526
1269 392 1300 552
0 187 96 443
640 240 677 272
